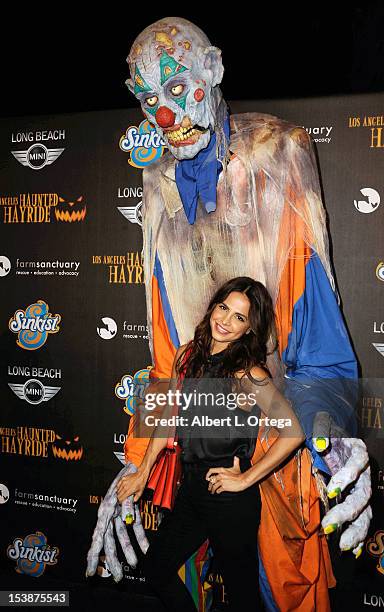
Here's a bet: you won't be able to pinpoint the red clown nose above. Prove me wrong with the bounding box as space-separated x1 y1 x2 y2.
155 106 176 128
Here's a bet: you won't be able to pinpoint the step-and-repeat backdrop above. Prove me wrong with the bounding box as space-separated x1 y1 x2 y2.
0 94 383 610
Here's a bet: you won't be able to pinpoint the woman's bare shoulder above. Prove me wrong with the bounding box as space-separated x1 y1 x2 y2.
235 365 269 381
249 365 270 380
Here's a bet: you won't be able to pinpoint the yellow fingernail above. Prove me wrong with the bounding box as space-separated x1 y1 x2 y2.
324 523 338 534
328 487 341 499
315 437 327 451
355 548 362 559
124 513 134 525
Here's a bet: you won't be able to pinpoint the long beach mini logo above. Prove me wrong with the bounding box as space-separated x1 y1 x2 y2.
118 200 142 226
119 119 166 168
11 129 66 170
8 300 61 350
8 379 61 405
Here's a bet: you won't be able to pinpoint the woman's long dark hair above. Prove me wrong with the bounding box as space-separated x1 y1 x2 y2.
176 276 278 379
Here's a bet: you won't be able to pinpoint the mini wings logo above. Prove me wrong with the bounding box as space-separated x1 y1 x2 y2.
8 380 61 405
372 343 384 358
8 300 61 350
12 145 64 170
119 120 166 168
118 200 142 226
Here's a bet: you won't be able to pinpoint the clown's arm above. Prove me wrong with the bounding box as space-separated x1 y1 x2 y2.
118 343 185 503
280 247 372 555
124 251 179 465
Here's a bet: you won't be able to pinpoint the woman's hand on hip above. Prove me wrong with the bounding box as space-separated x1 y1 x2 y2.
205 456 248 494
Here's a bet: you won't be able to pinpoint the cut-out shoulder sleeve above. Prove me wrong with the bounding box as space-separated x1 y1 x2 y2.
234 373 305 440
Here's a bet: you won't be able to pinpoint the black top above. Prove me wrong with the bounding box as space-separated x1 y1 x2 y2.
176 350 260 466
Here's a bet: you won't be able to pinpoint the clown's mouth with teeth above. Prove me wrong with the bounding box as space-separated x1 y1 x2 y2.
163 122 208 147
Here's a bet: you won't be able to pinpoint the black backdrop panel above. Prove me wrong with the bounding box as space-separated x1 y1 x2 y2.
0 96 383 610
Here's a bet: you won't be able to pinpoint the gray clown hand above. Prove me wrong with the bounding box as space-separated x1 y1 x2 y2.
312 411 372 558
85 462 149 582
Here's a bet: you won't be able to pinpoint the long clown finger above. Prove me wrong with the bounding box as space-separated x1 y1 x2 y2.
86 463 136 577
121 495 135 525
86 493 118 576
132 503 150 555
339 504 372 553
322 465 371 532
352 542 364 558
321 437 350 475
104 520 123 583
326 438 369 497
312 411 333 452
114 514 138 567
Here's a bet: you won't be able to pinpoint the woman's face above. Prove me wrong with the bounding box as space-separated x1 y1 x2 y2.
209 291 251 348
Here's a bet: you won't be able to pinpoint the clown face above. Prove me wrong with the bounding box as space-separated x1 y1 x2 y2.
126 17 224 160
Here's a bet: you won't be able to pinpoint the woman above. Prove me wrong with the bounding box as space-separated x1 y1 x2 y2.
117 277 305 611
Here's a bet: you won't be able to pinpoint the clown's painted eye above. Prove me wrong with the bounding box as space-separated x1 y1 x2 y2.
171 84 184 96
145 95 158 107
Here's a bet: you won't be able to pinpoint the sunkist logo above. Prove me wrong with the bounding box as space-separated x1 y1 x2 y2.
8 300 61 350
115 368 151 415
7 531 59 576
119 119 166 168
366 530 384 575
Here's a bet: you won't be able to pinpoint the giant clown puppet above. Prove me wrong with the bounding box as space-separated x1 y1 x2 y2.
86 17 372 611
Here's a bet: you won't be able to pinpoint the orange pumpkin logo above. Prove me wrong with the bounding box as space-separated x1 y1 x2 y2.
55 195 86 222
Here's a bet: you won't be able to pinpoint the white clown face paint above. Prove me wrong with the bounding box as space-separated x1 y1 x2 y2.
126 17 224 160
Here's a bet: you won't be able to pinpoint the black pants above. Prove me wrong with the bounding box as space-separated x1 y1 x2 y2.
141 457 263 612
